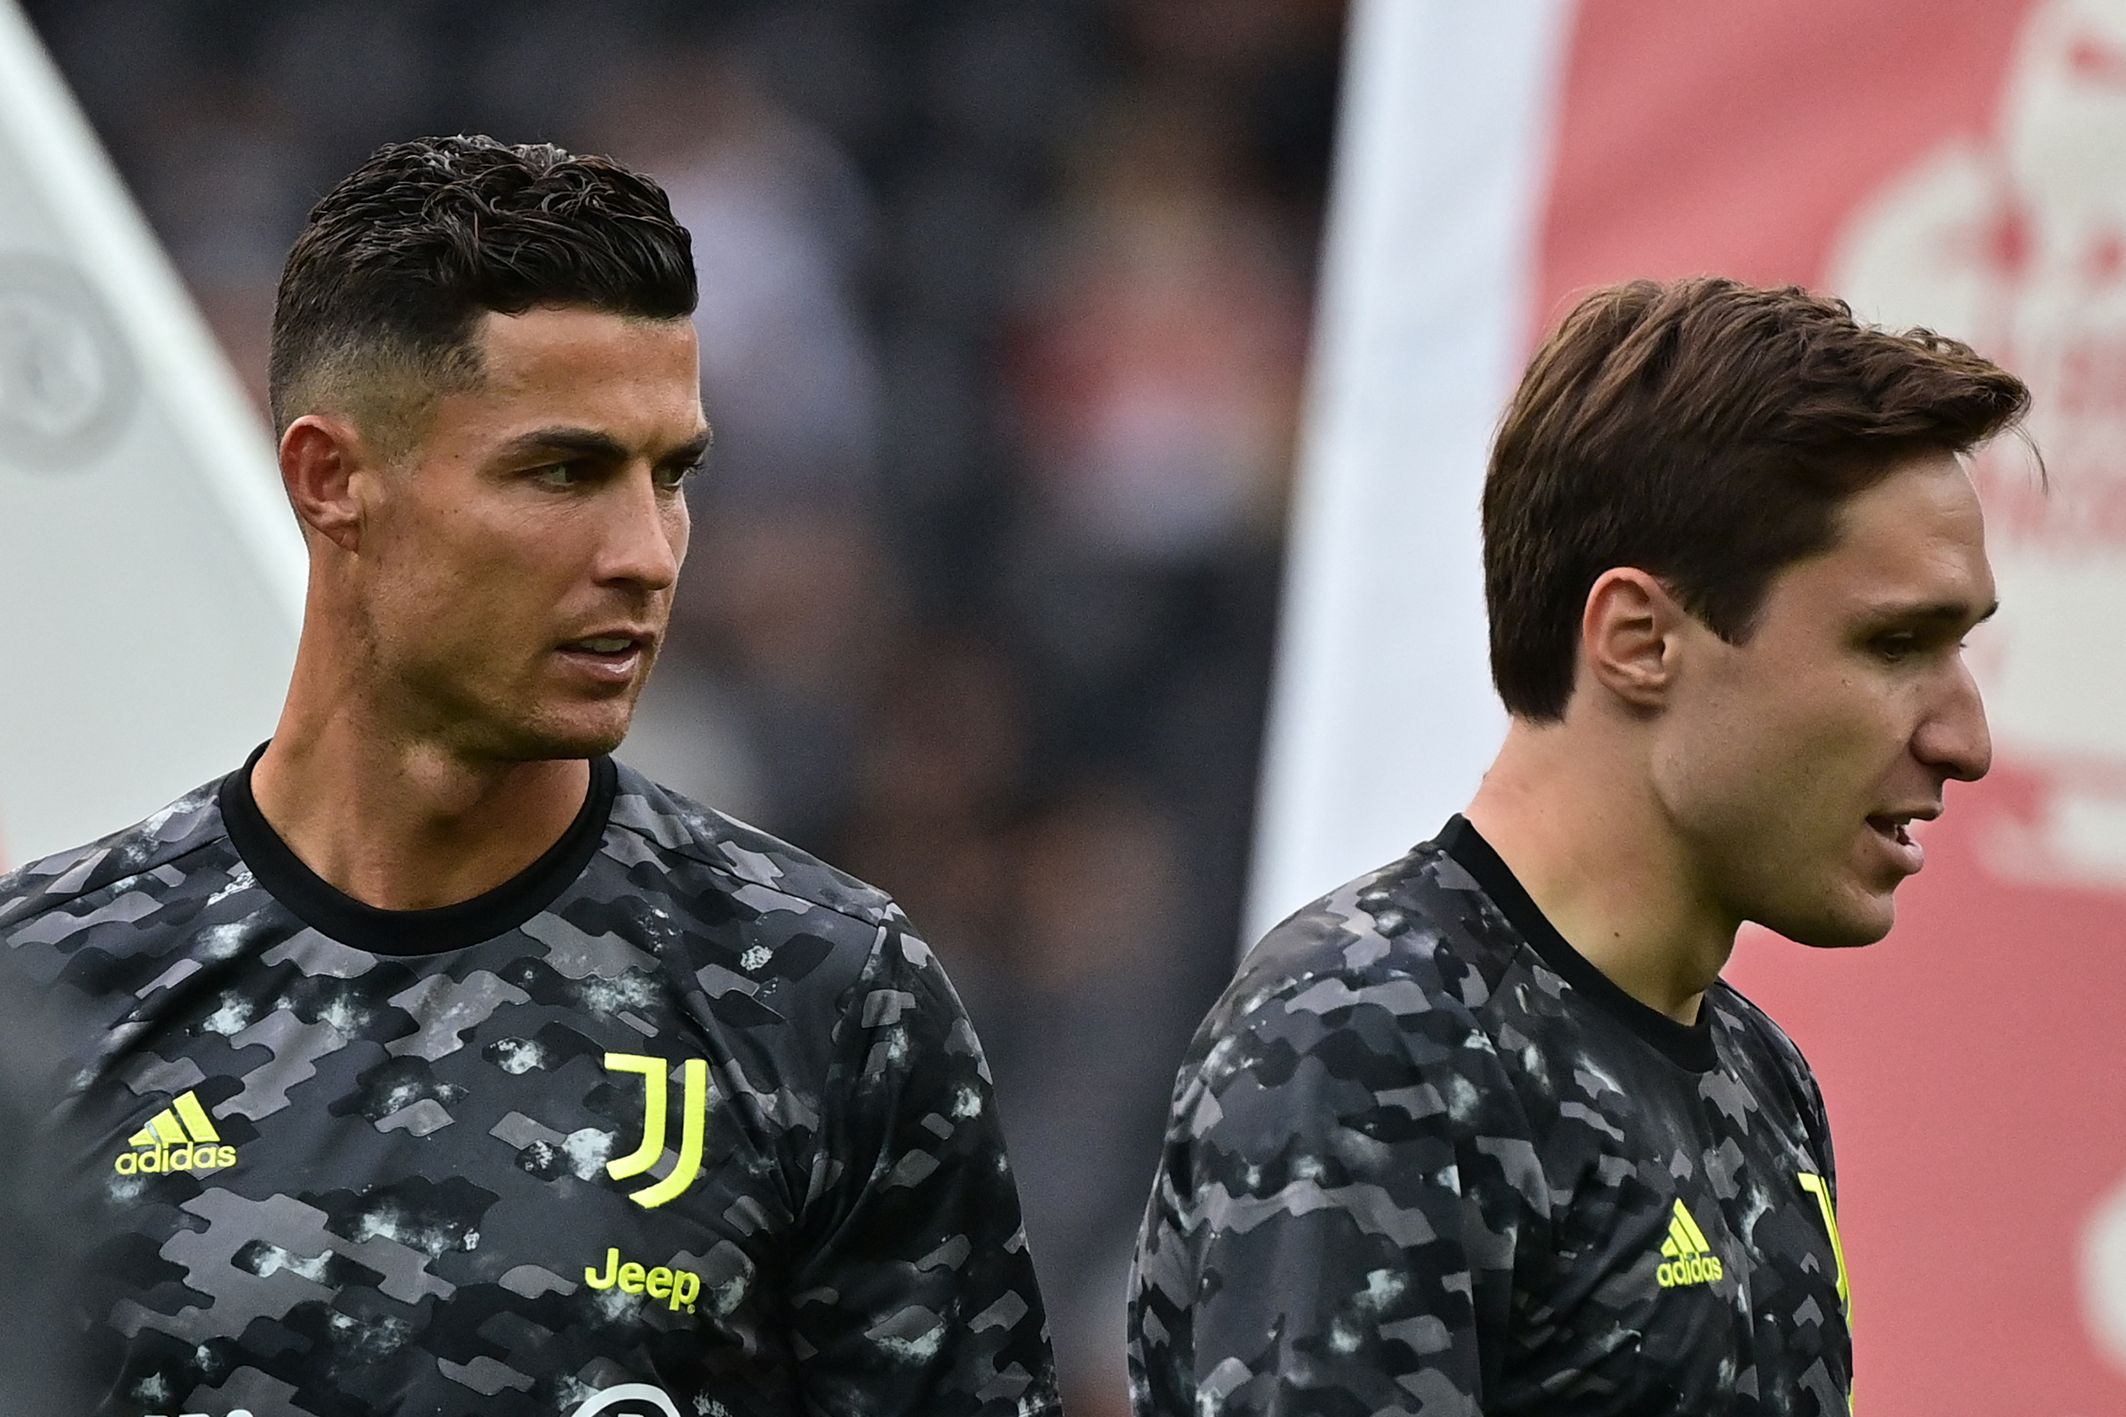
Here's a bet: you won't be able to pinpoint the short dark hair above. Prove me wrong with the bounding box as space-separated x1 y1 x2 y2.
268 135 697 445
1484 276 2031 721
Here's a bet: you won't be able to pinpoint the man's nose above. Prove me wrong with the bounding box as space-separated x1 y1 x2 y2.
596 472 682 592
1915 655 1992 783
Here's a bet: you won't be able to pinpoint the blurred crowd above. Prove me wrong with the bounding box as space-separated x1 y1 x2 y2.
25 0 1345 1408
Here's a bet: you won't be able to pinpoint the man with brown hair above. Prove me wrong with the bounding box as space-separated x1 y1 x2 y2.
1130 277 2028 1415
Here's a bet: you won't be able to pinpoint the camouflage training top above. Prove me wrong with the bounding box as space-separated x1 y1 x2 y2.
0 751 1062 1417
1131 817 1854 1417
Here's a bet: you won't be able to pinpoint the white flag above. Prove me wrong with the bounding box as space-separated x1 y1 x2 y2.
1247 0 1570 937
0 0 302 868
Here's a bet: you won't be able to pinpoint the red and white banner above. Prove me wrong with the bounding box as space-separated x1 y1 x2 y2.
1260 2 2126 1410
0 0 300 870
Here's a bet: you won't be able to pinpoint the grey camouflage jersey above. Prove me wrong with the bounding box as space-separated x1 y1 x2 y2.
0 751 1062 1417
1131 817 1853 1417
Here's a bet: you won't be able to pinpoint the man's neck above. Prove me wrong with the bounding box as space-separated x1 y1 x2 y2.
249 712 592 913
1464 721 1739 1024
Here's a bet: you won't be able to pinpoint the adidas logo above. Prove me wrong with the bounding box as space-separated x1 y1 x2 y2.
114 1090 237 1175
1655 1198 1725 1289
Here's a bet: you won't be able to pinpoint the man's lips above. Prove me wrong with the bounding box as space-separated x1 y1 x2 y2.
556 629 656 684
1865 806 1939 874
1866 804 1941 843
559 627 656 655
1867 817 1915 847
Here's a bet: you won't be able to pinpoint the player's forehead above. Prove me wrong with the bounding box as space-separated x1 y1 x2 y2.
445 306 705 454
1767 452 1995 625
472 305 698 389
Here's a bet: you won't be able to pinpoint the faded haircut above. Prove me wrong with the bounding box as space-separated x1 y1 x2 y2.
268 134 697 453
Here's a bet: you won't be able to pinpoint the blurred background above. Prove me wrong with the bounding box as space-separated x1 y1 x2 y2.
10 2 2126 1414
12 2 1344 1412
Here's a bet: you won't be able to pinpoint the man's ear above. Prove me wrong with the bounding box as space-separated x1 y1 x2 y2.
1581 567 1688 709
279 414 370 552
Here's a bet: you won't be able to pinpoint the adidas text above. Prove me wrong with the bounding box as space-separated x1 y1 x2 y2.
116 1091 235 1175
1656 1198 1724 1289
1657 1253 1726 1288
116 1143 238 1175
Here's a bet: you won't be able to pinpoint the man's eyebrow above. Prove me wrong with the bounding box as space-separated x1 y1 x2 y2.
494 425 713 465
1865 598 2000 626
493 427 632 463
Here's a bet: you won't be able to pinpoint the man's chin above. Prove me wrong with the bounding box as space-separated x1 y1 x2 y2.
1776 896 1897 950
492 710 634 762
540 725 631 760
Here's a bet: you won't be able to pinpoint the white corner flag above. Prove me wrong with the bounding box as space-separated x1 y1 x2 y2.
0 0 303 868
1245 0 1571 940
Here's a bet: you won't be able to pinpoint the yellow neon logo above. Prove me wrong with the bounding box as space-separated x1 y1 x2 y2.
583 1246 703 1312
1655 1198 1725 1288
129 1089 220 1147
604 1054 709 1209
1798 1172 1854 1414
115 1090 237 1174
1797 1172 1850 1311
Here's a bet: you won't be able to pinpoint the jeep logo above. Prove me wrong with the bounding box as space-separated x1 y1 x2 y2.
583 1247 702 1313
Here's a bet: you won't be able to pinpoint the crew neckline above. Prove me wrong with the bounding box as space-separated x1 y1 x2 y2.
219 742 616 956
1438 814 1719 1072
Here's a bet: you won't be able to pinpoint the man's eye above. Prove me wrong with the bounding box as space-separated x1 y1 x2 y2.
1872 634 1919 662
530 462 585 488
655 459 705 491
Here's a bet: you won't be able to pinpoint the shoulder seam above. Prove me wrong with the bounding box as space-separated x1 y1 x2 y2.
606 816 893 935
1236 947 1504 1041
2 830 231 931
1710 979 1803 1052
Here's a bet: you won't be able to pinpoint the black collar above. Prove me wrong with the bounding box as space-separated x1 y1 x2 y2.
220 743 617 956
1438 815 1719 1072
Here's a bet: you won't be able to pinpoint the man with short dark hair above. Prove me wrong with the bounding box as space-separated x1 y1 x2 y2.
1130 277 2029 1415
0 135 1060 1417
